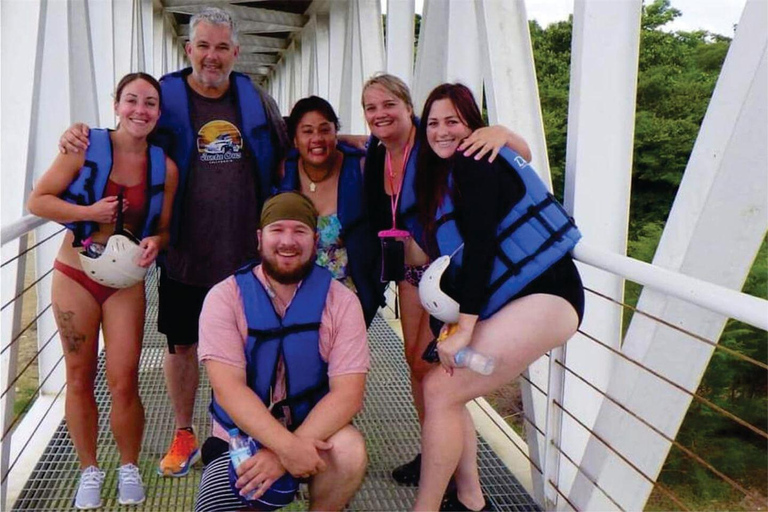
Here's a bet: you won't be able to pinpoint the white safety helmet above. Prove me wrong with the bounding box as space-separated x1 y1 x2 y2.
419 255 460 324
78 232 147 289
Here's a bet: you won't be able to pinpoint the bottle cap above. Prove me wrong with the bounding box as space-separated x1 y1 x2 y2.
228 428 239 437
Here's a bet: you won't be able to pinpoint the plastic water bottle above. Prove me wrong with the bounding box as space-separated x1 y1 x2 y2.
228 428 257 499
84 242 105 258
454 348 495 375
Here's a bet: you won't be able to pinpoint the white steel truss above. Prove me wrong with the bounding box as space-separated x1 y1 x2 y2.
1 1 766 510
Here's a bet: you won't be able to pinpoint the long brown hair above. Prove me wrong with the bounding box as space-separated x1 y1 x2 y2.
415 83 485 253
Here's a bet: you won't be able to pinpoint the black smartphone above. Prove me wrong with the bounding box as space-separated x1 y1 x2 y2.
380 237 405 282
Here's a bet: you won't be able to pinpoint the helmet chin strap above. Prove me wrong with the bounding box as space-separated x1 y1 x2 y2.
449 243 465 260
113 188 140 243
115 189 125 235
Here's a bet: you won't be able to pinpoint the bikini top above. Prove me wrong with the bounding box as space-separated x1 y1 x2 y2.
104 177 147 236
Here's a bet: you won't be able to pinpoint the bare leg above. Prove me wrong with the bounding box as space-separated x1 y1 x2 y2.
453 409 482 504
102 284 146 465
164 343 198 429
414 295 579 511
397 280 434 424
52 271 102 469
308 425 367 511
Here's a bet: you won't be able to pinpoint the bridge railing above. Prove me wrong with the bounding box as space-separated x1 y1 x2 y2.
1 216 766 511
1 216 68 509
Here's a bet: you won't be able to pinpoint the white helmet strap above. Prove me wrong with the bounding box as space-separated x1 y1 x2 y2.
448 243 464 260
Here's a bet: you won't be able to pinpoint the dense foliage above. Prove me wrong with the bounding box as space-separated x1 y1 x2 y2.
530 1 766 508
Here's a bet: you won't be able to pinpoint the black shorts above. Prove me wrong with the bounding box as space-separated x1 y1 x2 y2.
157 266 211 353
514 255 585 325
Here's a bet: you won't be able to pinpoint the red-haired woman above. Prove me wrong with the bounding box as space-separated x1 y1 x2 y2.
412 83 584 511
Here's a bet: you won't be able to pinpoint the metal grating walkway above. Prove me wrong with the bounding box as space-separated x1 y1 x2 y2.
12 270 538 511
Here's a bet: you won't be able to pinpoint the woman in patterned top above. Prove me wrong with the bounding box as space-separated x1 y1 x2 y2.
278 96 383 326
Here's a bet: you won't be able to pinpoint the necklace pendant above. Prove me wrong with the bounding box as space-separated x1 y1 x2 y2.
309 182 317 193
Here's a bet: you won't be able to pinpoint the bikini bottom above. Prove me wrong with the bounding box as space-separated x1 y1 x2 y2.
403 263 429 288
53 259 118 306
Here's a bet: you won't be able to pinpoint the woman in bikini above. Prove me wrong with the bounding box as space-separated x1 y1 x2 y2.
27 72 178 509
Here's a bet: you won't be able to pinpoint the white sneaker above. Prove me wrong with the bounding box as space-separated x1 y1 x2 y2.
74 466 104 510
117 463 146 505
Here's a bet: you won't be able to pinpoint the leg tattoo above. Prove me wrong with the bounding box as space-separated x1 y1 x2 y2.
54 304 87 353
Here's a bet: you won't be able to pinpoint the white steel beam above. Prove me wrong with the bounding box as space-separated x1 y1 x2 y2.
114 0 133 83
88 0 115 127
168 4 306 29
338 0 384 135
337 1 358 131
237 53 279 65
327 0 347 113
573 1 766 509
131 0 146 71
473 1 558 502
476 0 550 184
313 13 330 99
237 34 289 51
413 0 482 113
163 0 262 6
138 0 154 72
305 15 319 96
290 41 303 106
385 0 415 88
178 20 303 36
234 64 272 76
1 3 44 503
554 1 642 508
164 16 175 74
299 23 312 100
278 57 290 114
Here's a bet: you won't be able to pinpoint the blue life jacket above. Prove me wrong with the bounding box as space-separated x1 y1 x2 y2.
209 263 332 432
155 68 277 243
60 129 166 247
365 121 425 249
280 143 384 325
435 148 582 319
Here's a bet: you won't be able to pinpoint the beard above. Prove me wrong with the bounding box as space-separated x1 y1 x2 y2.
261 249 316 285
192 63 232 89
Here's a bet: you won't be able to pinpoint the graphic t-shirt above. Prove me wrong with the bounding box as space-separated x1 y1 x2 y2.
166 85 260 287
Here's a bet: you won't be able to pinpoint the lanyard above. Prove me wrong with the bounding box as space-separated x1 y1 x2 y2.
385 144 412 230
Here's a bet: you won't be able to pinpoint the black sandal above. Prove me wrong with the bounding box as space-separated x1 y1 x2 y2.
392 453 459 490
392 454 421 486
440 489 495 511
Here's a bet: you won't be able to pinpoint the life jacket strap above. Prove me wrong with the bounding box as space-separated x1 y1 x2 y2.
270 382 330 431
247 322 322 342
149 183 165 195
435 211 455 230
488 221 576 296
497 194 558 241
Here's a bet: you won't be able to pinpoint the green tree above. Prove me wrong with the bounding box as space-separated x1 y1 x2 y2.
531 1 766 508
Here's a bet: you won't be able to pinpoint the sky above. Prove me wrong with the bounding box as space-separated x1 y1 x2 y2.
409 0 748 38
524 0 747 37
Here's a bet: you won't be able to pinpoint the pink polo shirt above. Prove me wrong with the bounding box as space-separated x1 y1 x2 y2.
198 265 370 439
